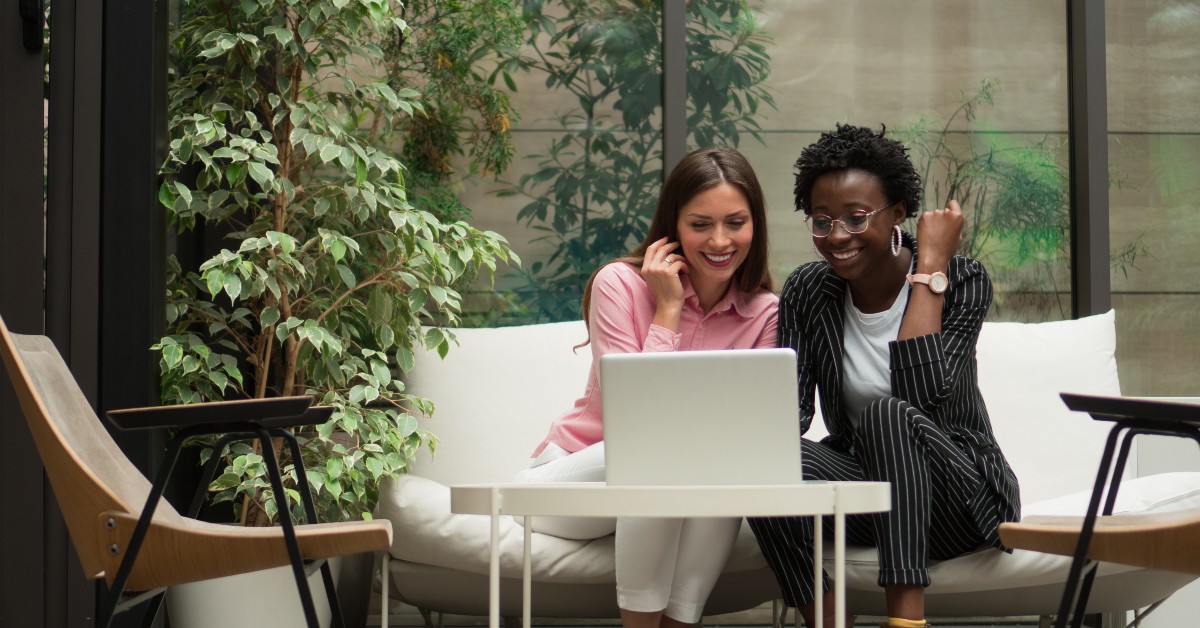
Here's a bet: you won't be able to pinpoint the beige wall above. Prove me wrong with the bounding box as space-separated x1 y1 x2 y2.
457 0 1198 394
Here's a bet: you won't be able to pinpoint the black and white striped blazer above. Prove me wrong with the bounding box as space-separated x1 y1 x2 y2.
778 232 1021 535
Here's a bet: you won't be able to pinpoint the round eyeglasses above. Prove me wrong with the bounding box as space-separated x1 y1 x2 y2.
804 201 897 238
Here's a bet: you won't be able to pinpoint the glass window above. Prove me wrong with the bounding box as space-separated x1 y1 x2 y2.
472 1 1085 325
708 1 1072 321
1107 2 1200 397
481 1 666 323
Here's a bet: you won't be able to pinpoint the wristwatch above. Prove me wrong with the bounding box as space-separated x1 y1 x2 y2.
906 271 949 294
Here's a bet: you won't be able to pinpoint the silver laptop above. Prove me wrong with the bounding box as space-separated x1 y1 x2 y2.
600 348 803 486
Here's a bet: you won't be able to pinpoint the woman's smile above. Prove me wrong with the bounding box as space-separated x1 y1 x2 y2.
827 248 863 262
701 251 735 267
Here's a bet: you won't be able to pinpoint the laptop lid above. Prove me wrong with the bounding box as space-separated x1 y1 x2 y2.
600 348 802 486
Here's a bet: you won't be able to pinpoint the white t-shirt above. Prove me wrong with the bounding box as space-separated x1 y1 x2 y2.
841 277 911 427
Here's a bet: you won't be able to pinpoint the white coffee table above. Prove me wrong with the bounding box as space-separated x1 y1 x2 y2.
451 481 890 628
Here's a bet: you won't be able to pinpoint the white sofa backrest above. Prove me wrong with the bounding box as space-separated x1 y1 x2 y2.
975 309 1123 504
405 310 1124 507
405 321 593 485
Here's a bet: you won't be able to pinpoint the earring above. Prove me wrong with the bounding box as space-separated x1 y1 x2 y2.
891 225 902 257
812 241 823 261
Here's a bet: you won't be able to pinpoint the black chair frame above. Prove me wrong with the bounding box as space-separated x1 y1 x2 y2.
100 399 344 628
1053 393 1200 628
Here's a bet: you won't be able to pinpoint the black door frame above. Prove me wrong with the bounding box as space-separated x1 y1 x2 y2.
1 0 166 626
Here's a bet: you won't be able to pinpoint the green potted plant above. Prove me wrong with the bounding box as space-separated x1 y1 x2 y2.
156 0 517 623
900 79 1144 320
498 0 775 323
381 0 524 224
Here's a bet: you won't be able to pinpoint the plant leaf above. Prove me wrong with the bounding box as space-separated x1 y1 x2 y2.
260 306 281 328
247 161 274 186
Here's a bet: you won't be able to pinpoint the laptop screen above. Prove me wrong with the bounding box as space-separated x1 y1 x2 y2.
600 348 803 486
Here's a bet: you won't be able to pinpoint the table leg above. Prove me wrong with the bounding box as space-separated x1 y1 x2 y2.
835 496 845 628
813 514 822 628
523 515 532 628
490 487 500 628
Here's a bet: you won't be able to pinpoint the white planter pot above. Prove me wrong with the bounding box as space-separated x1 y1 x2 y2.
166 558 342 628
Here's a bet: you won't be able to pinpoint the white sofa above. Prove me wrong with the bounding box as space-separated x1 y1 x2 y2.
376 310 1200 623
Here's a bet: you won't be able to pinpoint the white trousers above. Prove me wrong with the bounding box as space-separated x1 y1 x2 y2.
513 442 613 538
514 442 740 622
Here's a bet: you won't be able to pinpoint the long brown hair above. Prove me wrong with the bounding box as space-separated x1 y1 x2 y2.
578 147 773 343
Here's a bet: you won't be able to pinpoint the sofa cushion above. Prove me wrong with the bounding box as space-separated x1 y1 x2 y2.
378 474 769 582
404 321 593 486
841 471 1200 590
379 474 611 583
839 472 1200 616
975 310 1123 505
1021 471 1200 517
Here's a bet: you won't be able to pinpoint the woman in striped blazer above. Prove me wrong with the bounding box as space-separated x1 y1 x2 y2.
748 124 1020 628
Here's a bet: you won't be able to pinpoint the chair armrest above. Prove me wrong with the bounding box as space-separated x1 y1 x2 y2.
1060 393 1200 427
106 396 333 431
1000 509 1200 573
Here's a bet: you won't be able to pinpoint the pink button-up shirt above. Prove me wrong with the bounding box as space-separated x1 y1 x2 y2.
532 261 780 456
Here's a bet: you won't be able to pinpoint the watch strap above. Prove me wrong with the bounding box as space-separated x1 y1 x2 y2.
906 271 948 293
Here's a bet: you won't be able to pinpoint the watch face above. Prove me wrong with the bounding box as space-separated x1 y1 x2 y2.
929 272 949 293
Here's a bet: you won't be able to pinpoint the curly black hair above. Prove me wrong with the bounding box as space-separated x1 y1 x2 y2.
792 123 922 218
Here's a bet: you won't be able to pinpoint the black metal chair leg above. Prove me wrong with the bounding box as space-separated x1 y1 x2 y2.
1102 430 1137 510
257 428 321 628
1055 421 1200 628
1061 422 1143 628
100 431 192 626
187 432 248 517
1072 424 1200 627
1069 427 1140 628
277 428 346 628
140 591 166 628
1053 422 1125 628
100 416 376 627
1071 561 1100 628
183 427 346 627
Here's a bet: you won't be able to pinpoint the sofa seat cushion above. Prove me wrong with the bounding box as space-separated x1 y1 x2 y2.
378 475 770 584
381 470 1200 597
840 475 1200 612
841 472 1200 597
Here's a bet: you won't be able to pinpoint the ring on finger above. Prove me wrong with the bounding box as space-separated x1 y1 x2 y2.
663 256 673 264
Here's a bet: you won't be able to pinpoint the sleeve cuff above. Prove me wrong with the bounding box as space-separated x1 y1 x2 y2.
889 332 943 370
644 324 682 351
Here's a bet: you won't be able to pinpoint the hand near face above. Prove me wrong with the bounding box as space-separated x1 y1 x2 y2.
641 237 689 326
916 200 964 268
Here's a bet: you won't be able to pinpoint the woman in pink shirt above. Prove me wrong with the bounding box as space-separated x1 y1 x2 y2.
516 147 779 628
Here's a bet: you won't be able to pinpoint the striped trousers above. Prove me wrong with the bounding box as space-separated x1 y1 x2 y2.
748 397 995 607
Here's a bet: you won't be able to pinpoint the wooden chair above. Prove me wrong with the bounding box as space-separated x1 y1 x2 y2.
1000 393 1200 628
0 316 392 627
